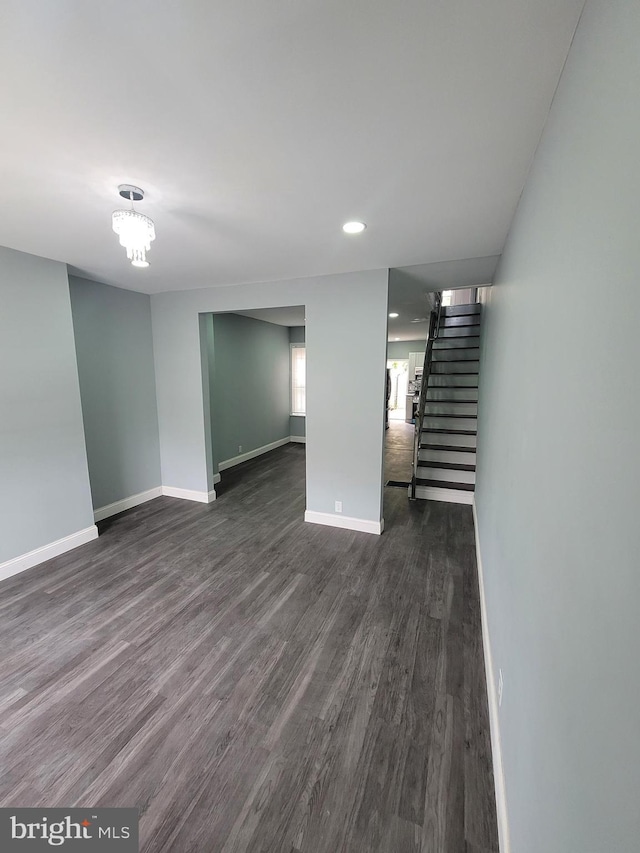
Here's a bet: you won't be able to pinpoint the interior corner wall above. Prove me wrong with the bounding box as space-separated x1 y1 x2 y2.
69 276 161 511
289 325 306 439
208 313 290 466
0 247 94 565
474 2 640 851
151 268 388 525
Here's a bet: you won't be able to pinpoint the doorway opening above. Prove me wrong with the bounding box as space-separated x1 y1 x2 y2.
200 307 307 502
385 360 415 486
386 359 409 421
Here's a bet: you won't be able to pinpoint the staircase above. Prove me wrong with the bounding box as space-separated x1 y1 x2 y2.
411 300 481 504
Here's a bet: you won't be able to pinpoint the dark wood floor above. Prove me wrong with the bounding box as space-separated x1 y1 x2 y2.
0 441 498 852
385 419 415 484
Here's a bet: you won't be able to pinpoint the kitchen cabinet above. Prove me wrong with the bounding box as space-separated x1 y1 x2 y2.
408 351 425 380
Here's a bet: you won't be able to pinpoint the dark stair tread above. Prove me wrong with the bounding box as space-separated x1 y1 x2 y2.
423 412 477 418
432 348 480 354
428 374 479 379
415 478 475 491
425 399 478 404
419 461 476 472
438 322 482 330
441 304 481 315
433 345 480 350
440 321 481 329
421 427 477 435
431 370 479 375
420 443 477 453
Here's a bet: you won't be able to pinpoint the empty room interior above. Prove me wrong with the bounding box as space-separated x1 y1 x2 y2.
1 1 639 851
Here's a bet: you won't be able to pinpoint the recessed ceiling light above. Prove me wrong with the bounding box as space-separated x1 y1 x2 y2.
411 317 428 323
394 337 400 341
343 221 366 234
389 312 399 318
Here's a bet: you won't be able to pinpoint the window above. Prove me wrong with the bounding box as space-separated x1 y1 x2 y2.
291 344 306 415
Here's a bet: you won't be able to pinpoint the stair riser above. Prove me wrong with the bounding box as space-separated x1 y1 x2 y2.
432 348 479 362
424 403 477 416
431 361 479 374
441 316 481 329
419 449 477 465
423 417 477 431
426 388 478 401
433 335 480 348
411 485 474 505
428 374 479 388
417 467 476 484
422 433 477 448
439 325 481 339
441 304 481 317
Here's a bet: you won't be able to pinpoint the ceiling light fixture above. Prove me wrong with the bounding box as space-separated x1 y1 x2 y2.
389 312 399 318
342 221 366 234
112 185 156 268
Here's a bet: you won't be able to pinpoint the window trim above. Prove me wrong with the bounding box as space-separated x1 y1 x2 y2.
290 343 306 417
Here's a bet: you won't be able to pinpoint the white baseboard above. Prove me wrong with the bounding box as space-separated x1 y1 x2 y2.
0 525 99 584
95 481 221 520
289 435 306 444
304 510 384 536
410 484 475 505
472 499 510 853
94 487 163 522
218 437 290 471
162 486 216 503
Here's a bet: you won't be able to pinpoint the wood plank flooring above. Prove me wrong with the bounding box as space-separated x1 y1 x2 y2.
0 442 498 852
384 419 415 484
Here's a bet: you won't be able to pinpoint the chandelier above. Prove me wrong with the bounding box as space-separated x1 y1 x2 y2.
112 185 156 268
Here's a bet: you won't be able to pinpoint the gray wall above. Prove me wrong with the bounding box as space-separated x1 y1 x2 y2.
200 313 217 481
151 269 388 523
208 313 290 465
475 2 640 851
69 276 161 510
289 326 306 438
0 247 94 563
386 339 425 360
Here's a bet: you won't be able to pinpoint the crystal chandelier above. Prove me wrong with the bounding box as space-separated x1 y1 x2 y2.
112 185 156 268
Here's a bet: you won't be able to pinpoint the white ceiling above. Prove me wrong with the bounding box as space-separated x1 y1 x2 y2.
0 0 584 295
